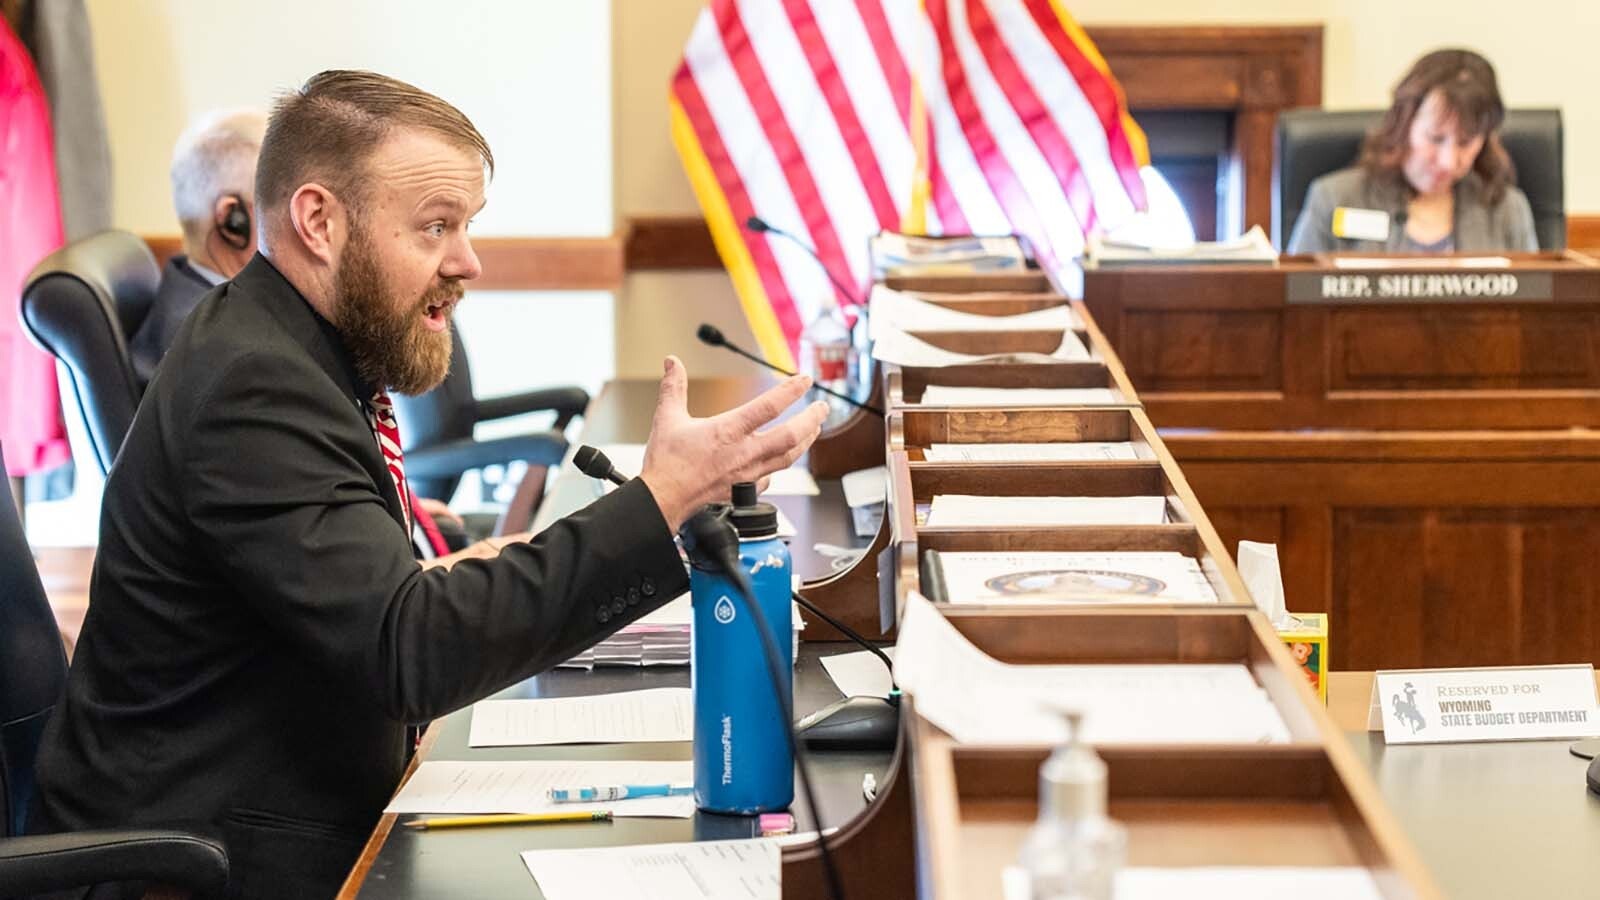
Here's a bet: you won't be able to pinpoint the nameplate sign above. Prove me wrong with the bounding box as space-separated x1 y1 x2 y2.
1287 271 1553 304
1366 665 1600 745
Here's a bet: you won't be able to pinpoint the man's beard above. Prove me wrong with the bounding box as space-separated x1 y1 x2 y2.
330 226 461 396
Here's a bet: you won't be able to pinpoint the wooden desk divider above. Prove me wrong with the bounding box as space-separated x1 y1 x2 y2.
906 609 1442 899
886 406 1252 613
898 289 1068 316
884 269 1055 295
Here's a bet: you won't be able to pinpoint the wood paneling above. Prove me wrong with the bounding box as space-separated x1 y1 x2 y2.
1170 432 1600 671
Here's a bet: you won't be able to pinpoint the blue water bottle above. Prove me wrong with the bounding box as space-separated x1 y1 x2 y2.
688 482 794 814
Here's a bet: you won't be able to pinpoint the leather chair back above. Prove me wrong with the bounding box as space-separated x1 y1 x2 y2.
0 442 70 837
1274 108 1565 250
394 328 482 502
20 231 162 475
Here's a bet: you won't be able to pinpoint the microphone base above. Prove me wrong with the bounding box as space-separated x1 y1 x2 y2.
796 695 900 751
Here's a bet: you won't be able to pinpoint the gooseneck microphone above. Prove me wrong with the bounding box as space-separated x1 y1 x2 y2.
572 445 626 487
695 324 884 418
745 215 864 309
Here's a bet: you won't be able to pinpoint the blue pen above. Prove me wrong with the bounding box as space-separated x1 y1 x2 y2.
547 783 694 803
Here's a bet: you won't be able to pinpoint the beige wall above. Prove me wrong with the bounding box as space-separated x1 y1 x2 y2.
611 0 1600 374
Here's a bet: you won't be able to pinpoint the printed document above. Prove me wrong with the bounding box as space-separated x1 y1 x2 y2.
923 442 1139 462
821 647 898 699
872 324 1090 367
385 759 695 817
934 551 1217 604
522 839 779 900
469 687 692 747
916 386 1119 407
924 495 1167 528
869 285 1078 335
894 591 1290 744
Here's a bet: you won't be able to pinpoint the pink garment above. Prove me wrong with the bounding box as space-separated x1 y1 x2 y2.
0 17 67 477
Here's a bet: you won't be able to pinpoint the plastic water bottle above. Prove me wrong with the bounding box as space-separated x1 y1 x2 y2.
799 298 856 429
1015 711 1126 899
687 483 795 814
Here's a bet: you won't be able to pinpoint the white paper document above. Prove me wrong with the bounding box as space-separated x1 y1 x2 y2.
873 323 1090 368
934 551 1217 605
522 839 779 900
1003 866 1382 900
923 495 1167 528
840 466 888 508
893 591 1290 745
761 467 819 496
923 441 1139 462
385 759 696 817
869 285 1078 335
821 647 898 699
469 687 692 747
916 386 1120 407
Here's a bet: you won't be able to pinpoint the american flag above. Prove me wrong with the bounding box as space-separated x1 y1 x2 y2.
671 0 1149 368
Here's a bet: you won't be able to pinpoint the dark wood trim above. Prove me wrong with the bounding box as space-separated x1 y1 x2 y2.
623 215 721 270
142 234 624 292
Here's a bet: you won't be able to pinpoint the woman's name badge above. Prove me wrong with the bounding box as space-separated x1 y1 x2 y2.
1331 207 1391 241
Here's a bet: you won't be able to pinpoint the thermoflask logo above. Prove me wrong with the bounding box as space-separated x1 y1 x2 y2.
720 715 734 784
714 595 736 624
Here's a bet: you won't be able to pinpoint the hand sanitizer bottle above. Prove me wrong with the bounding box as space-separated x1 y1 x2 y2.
1015 711 1126 900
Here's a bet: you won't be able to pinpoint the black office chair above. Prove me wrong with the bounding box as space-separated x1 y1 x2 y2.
392 328 587 525
19 230 161 476
1274 108 1565 250
0 443 228 898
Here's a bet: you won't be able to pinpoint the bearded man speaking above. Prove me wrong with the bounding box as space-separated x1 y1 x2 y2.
29 70 827 899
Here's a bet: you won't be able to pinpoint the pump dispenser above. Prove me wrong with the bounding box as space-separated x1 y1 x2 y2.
1014 711 1126 899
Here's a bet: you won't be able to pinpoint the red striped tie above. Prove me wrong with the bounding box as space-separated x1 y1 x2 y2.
368 392 413 529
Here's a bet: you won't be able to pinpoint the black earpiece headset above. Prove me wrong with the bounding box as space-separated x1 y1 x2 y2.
218 192 251 250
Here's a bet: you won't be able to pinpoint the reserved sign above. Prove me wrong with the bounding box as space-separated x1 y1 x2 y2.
1366 665 1600 745
1287 270 1553 303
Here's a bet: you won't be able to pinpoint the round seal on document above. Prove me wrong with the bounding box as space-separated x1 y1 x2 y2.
985 569 1166 598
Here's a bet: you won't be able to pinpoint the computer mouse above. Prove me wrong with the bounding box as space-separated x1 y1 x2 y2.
796 695 900 751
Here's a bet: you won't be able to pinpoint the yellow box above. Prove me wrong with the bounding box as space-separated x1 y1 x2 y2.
1277 613 1329 703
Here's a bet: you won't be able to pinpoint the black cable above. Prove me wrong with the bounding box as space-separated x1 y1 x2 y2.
792 590 897 695
724 567 845 900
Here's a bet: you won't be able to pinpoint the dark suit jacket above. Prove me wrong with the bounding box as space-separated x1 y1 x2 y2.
29 255 688 899
127 254 215 389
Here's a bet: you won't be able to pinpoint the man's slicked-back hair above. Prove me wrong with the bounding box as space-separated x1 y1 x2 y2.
255 69 494 221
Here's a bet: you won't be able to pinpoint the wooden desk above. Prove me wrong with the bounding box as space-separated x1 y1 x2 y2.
1329 672 1600 900
1079 256 1600 670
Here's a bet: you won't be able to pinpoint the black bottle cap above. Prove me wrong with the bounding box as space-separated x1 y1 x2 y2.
727 481 778 539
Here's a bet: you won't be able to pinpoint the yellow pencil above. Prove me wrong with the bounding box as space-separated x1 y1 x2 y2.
403 811 613 830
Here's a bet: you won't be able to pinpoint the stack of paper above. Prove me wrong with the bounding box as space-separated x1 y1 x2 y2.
560 595 804 669
386 758 697 818
870 232 1028 276
869 285 1079 335
915 386 1120 407
923 441 1139 462
932 551 1217 605
469 687 693 747
894 591 1291 745
872 323 1090 368
922 495 1168 528
1085 225 1277 267
523 839 780 900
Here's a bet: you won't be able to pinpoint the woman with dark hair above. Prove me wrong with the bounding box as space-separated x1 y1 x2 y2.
1287 48 1538 253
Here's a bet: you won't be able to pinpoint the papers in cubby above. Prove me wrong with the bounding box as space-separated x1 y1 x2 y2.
870 232 1027 276
869 285 1078 335
559 596 803 669
915 386 1120 407
523 839 780 900
872 324 1090 367
923 442 1139 462
934 551 1217 605
893 591 1290 745
469 687 692 747
923 495 1167 528
1084 225 1276 267
385 759 696 818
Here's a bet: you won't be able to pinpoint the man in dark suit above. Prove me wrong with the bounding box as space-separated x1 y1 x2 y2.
128 110 265 387
29 70 827 899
